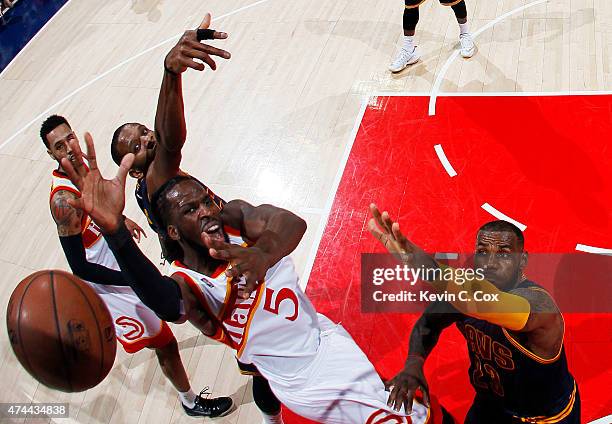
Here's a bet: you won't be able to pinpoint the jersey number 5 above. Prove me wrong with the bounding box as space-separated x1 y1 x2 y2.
263 287 298 321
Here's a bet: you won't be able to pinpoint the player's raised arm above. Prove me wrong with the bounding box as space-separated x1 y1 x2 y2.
367 204 550 333
60 134 186 322
386 301 461 413
149 13 230 193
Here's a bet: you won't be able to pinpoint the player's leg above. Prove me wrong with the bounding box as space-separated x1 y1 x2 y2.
253 375 284 424
389 0 423 72
153 338 233 418
443 0 475 58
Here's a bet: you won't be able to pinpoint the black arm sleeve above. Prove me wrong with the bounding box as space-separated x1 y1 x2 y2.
59 234 130 286
104 221 183 322
408 300 463 361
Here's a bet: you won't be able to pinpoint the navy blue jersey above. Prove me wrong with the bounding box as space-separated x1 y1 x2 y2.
456 280 578 422
135 174 226 234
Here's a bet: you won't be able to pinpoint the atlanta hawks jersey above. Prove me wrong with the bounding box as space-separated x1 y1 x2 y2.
51 170 119 275
50 169 174 353
168 231 320 379
168 231 437 423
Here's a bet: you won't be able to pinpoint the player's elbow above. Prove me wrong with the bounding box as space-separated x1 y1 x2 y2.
293 216 307 238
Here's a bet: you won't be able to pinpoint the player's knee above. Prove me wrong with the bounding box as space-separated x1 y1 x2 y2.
252 376 281 415
153 337 179 363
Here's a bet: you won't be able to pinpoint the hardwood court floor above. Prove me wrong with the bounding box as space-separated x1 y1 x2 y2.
0 1 610 423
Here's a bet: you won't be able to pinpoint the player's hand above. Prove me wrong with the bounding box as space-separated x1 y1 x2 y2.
204 236 271 299
385 359 430 414
368 204 436 270
60 133 134 234
164 13 230 74
124 217 147 242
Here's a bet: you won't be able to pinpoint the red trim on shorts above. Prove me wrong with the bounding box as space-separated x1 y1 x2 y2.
118 322 175 354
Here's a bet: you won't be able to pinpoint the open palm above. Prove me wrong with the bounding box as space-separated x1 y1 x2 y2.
61 132 134 234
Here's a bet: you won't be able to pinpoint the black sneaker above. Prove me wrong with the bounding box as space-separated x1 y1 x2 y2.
182 387 233 418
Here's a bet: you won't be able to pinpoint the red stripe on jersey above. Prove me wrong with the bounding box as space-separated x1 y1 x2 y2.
171 271 233 347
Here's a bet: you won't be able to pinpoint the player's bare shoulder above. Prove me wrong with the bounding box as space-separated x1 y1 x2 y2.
50 189 83 236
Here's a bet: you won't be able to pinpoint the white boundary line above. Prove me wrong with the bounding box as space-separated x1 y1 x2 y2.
575 244 612 256
300 99 369 290
588 415 612 424
434 144 457 177
374 90 612 97
481 203 527 231
428 0 548 116
0 0 72 79
0 0 274 152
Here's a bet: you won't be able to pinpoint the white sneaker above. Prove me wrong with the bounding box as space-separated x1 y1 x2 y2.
388 46 420 73
459 33 475 58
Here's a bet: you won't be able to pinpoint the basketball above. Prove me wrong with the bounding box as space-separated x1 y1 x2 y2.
6 270 116 392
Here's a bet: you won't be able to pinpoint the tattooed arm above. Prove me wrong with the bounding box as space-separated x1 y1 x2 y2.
51 190 130 286
51 190 83 236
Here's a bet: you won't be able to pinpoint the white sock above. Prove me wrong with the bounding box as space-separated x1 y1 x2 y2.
179 389 196 409
263 411 284 424
402 35 415 51
459 22 470 35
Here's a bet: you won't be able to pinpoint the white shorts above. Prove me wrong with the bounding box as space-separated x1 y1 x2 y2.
91 284 175 353
265 314 431 424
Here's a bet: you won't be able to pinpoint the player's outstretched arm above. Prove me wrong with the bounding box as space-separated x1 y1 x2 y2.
386 301 461 413
149 13 230 194
206 200 307 298
60 133 184 321
51 189 130 286
367 204 536 332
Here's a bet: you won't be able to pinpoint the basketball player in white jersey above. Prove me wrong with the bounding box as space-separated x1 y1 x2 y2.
60 133 449 424
41 115 233 418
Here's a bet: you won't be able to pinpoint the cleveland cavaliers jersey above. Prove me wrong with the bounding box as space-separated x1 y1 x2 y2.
167 230 320 381
456 279 577 420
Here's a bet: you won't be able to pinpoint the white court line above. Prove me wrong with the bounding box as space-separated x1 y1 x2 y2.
575 244 612 256
0 0 72 79
434 253 459 260
434 144 457 177
588 415 612 424
481 203 527 232
428 0 548 116
0 0 274 152
372 90 612 97
299 99 369 290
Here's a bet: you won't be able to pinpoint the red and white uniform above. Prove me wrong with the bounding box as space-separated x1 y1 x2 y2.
51 170 174 353
168 230 437 423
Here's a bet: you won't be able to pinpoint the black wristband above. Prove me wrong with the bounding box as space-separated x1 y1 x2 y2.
196 28 215 41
